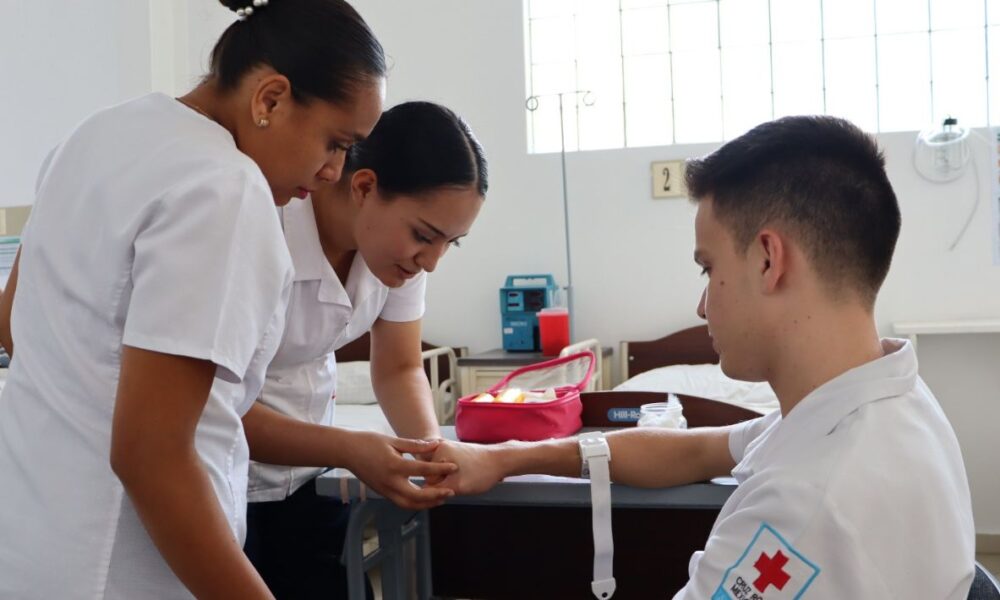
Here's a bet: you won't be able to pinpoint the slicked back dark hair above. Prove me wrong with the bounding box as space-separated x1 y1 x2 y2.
685 115 900 306
345 101 488 198
211 0 385 105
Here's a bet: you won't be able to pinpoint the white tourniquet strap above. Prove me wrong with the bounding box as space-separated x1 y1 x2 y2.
579 433 615 599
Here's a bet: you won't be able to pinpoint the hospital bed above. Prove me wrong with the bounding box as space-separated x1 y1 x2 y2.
333 333 462 431
617 324 779 416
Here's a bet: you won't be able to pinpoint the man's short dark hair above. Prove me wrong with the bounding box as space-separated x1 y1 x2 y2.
685 115 901 306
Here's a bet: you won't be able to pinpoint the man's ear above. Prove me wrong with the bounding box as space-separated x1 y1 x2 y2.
349 169 378 207
756 228 787 294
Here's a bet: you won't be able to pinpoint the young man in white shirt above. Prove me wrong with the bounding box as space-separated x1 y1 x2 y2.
429 115 976 598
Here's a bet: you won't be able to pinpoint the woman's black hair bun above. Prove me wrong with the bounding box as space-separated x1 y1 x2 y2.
209 0 385 105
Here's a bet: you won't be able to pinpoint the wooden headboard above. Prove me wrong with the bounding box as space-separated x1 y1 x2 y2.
613 325 765 426
335 332 456 384
619 324 718 381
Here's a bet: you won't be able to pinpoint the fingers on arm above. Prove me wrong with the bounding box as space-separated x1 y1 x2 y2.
382 472 455 510
390 436 442 455
382 449 458 507
401 457 458 479
429 470 482 497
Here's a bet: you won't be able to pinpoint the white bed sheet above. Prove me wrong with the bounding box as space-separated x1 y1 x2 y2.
333 404 395 436
614 363 779 414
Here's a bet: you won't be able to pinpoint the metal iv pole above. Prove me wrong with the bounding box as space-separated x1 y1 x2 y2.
524 90 594 342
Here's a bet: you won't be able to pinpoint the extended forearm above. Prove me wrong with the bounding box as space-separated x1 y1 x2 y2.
605 427 735 488
487 427 734 488
492 437 582 479
243 401 355 467
115 449 272 600
372 366 440 440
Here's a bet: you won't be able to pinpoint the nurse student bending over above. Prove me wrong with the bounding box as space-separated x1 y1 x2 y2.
0 1 453 599
427 116 976 598
243 101 487 599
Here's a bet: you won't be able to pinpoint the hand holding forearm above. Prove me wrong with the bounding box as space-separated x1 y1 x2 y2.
340 430 457 510
427 438 580 496
244 402 457 510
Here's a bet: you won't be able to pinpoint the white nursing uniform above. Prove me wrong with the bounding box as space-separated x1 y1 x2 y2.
0 93 293 600
674 339 975 599
247 195 426 503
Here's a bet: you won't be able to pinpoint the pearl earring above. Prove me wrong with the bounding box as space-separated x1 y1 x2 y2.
257 117 270 128
235 0 269 21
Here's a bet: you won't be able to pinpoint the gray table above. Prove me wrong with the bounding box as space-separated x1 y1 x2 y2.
315 427 737 600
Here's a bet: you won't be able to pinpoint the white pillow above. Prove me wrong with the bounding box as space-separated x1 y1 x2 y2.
334 405 395 435
614 363 779 414
335 360 379 405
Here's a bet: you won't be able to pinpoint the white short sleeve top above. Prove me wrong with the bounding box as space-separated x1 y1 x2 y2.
247 195 426 502
0 93 293 600
674 340 975 599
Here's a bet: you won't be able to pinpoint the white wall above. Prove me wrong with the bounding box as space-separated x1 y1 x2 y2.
350 0 1000 534
1 0 231 207
148 0 234 97
916 334 1000 542
1 0 152 207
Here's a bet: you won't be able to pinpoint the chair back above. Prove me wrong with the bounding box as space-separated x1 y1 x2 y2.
581 391 761 428
969 562 1000 600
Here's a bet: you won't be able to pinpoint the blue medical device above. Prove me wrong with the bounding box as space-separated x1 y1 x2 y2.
500 274 558 352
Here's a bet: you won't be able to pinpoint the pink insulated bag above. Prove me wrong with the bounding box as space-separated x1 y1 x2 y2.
455 351 595 443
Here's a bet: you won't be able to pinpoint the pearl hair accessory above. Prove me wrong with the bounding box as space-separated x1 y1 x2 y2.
235 0 269 21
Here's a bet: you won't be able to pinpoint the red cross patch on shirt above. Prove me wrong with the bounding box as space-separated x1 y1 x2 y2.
754 550 791 592
712 523 820 600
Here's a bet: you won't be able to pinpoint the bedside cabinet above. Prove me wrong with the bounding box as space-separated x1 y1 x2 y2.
457 339 613 395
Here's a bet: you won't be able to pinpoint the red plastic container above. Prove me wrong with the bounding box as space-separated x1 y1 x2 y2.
455 351 595 443
538 307 570 356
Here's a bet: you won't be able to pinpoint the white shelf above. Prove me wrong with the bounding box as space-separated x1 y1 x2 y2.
893 319 1000 336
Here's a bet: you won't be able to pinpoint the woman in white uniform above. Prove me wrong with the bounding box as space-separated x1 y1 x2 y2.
0 2 455 599
242 101 488 598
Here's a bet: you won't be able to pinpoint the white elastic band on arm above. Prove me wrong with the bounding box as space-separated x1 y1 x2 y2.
579 432 616 599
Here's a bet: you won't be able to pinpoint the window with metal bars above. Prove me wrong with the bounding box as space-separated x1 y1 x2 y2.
525 0 1000 153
